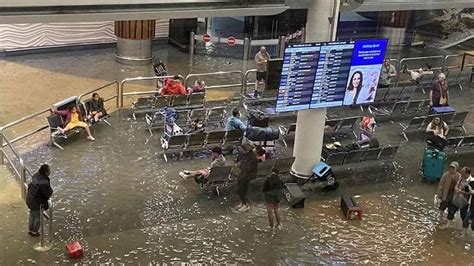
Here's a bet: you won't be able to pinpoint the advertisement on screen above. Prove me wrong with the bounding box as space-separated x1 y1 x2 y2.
275 39 388 113
343 39 388 106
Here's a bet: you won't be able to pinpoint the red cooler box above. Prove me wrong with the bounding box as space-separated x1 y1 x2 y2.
65 241 83 259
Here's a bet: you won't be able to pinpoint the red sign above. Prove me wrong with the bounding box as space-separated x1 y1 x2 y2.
227 36 236 46
202 34 211 43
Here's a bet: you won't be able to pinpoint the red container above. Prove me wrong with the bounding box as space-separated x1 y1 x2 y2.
65 241 83 259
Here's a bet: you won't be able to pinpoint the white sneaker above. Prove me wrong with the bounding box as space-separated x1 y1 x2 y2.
87 136 95 141
179 172 187 179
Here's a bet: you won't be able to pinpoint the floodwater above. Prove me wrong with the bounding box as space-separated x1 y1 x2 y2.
1 43 474 264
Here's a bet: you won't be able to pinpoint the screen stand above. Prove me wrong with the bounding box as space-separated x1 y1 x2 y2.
291 108 327 179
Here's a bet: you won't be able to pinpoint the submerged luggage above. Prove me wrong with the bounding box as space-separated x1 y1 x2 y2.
421 148 446 181
248 110 269 127
246 126 279 141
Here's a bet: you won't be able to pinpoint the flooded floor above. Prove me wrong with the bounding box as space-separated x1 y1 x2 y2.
1 44 474 264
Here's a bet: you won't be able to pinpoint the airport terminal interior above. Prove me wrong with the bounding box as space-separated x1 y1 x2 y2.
1 0 474 264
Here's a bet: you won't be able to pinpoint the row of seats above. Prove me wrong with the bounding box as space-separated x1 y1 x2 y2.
132 92 205 120
279 116 359 147
322 145 400 168
445 135 474 151
205 157 295 196
399 111 469 141
145 106 227 136
161 129 244 161
47 96 111 150
369 99 430 117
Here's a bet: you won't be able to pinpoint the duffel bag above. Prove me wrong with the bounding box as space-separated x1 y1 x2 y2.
246 126 279 141
248 110 269 127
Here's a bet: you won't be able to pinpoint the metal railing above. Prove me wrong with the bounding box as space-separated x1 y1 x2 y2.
241 69 258 97
119 75 182 107
77 81 120 108
184 71 244 90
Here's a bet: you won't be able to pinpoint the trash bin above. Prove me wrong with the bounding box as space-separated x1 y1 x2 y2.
283 183 305 208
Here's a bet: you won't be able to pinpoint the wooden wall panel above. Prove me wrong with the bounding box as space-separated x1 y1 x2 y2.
114 20 156 40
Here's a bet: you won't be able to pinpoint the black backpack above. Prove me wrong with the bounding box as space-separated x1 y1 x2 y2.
247 110 269 128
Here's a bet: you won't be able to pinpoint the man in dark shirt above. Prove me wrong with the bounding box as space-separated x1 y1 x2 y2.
26 164 53 237
236 144 257 212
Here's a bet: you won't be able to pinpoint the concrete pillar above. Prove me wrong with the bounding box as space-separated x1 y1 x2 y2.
291 0 339 179
114 20 155 65
377 11 412 46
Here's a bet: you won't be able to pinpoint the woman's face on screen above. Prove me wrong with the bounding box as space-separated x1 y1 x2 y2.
352 73 361 88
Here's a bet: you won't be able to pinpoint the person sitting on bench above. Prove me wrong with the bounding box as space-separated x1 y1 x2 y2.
188 79 206 94
225 108 246 132
426 116 449 149
179 147 226 185
87 93 106 122
54 106 95 141
186 118 205 134
160 75 187 96
402 64 433 84
358 115 377 142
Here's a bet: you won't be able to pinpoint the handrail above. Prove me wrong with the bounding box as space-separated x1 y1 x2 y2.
0 108 51 131
184 70 244 88
2 125 49 148
119 75 182 107
399 55 445 69
77 81 119 108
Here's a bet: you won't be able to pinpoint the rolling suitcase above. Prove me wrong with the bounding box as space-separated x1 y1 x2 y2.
421 148 446 181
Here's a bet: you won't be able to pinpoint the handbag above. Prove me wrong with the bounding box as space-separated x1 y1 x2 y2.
439 95 447 106
452 193 468 209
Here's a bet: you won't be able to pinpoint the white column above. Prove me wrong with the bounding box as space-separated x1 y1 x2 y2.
291 0 340 178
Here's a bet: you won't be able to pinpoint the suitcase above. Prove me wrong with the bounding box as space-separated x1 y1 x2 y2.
421 148 446 181
340 195 363 220
65 241 84 259
283 183 305 208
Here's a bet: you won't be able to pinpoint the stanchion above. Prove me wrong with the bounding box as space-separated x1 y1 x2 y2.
243 37 250 61
19 159 27 200
278 36 286 58
189 31 195 63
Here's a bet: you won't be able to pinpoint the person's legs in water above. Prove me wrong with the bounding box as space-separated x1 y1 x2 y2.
238 181 250 211
83 124 95 141
441 203 457 229
274 205 281 228
438 200 449 225
266 206 274 228
28 210 41 236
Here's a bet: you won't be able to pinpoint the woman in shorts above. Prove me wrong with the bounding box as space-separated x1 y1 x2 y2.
262 171 283 229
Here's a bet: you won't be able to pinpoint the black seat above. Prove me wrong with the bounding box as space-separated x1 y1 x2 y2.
153 96 170 109
206 166 233 196
460 135 474 147
271 157 295 176
379 145 399 160
188 92 205 108
175 110 190 126
399 116 427 141
161 134 187 161
207 107 227 126
172 95 188 107
257 159 276 178
445 136 463 149
225 130 244 145
132 96 154 120
206 131 226 146
360 147 382 162
343 150 365 164
325 152 347 166
337 117 358 138
186 132 207 149
189 108 208 122
449 111 469 134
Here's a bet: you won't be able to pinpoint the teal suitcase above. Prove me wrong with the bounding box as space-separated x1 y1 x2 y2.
421 148 446 181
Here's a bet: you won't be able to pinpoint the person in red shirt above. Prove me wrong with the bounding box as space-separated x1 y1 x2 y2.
161 75 186 96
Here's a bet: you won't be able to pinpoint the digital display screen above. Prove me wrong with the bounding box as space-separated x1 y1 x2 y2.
276 39 388 112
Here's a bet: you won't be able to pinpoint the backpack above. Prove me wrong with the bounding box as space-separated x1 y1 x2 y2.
248 110 269 127
160 107 178 125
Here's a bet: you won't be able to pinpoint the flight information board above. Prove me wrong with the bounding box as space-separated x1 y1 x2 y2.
276 39 388 112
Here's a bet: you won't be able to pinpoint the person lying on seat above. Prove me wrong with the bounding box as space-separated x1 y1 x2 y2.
179 147 226 186
87 93 106 122
54 105 95 141
402 64 433 84
160 75 187 96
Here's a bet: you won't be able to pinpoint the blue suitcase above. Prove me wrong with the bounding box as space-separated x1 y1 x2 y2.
421 148 446 181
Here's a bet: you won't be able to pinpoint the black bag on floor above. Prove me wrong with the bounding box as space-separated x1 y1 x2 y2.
246 126 279 141
248 110 269 127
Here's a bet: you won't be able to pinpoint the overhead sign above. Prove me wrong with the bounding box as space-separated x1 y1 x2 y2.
227 36 236 46
202 34 211 43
